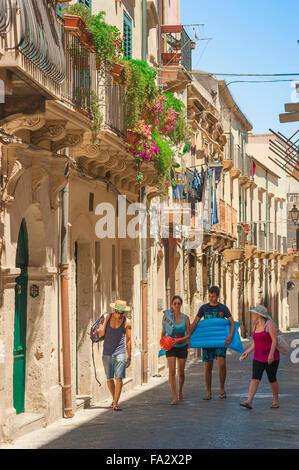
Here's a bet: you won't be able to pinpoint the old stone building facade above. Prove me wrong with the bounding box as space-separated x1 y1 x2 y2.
0 0 297 444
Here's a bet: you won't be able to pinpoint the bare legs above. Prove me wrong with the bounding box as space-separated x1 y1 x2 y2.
241 379 279 409
203 361 213 399
167 357 187 404
167 357 177 405
178 358 186 400
270 381 279 407
107 378 123 409
203 358 227 399
217 357 227 397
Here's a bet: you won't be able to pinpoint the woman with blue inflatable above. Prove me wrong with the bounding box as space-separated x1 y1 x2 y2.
161 296 191 405
190 286 236 400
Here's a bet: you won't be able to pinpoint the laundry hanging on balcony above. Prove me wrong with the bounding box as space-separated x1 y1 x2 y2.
202 170 211 233
210 168 219 225
185 167 206 203
172 167 187 200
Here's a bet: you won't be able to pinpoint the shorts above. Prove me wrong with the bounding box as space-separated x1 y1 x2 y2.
166 345 188 359
202 347 227 362
102 353 126 380
252 359 279 383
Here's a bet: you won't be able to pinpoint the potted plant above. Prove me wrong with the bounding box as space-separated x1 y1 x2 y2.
64 14 86 37
161 25 183 34
161 52 181 65
63 3 92 38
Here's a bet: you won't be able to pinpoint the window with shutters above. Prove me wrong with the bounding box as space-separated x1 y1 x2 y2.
123 11 132 59
78 0 91 9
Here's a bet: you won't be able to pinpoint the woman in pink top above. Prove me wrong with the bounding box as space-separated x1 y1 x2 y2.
240 305 280 410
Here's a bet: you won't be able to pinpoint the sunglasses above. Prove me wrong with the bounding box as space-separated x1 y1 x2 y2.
173 302 181 306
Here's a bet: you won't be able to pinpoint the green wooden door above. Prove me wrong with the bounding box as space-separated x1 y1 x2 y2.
13 219 28 415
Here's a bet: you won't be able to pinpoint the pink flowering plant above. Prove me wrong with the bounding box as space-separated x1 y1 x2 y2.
144 91 180 136
130 137 160 163
133 120 152 138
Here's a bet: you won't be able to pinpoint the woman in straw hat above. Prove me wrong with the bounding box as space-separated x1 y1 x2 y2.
240 305 280 410
98 300 131 411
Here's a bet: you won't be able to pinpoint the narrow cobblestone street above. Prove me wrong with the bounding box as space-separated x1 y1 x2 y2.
2 333 299 450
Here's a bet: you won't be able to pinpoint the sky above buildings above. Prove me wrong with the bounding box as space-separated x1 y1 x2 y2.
181 0 299 138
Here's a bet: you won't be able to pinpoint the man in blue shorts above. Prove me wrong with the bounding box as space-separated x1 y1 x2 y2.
190 286 235 400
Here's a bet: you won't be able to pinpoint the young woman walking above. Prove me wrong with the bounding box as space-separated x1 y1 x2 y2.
240 305 280 410
161 296 191 405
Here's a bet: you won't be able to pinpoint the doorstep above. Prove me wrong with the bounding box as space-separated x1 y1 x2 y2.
76 395 92 412
14 413 46 440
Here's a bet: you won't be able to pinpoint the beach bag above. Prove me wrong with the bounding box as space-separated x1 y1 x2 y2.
277 329 290 355
162 310 175 336
89 313 110 387
90 314 107 343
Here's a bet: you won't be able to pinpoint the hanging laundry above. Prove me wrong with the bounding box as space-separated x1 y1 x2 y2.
172 183 186 200
211 168 219 225
202 170 211 233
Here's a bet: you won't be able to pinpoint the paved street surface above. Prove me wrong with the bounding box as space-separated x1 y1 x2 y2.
2 332 299 449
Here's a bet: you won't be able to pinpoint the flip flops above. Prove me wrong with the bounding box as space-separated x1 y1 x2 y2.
240 401 252 409
270 404 279 409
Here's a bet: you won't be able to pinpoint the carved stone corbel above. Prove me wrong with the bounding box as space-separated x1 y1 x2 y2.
51 131 84 153
31 120 67 146
71 144 110 165
2 114 47 135
1 144 32 204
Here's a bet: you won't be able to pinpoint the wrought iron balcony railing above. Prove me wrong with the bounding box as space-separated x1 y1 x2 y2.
105 74 127 137
161 25 192 72
62 31 97 116
0 1 98 118
213 199 237 237
0 0 66 96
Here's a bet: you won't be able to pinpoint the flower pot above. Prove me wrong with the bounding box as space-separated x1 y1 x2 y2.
126 130 140 145
64 14 86 38
110 62 126 86
80 29 95 52
161 52 181 65
110 62 124 78
161 24 183 33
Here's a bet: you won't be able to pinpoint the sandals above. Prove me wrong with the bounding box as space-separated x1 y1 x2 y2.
203 395 212 400
113 404 122 411
219 392 227 399
270 404 279 409
240 401 252 409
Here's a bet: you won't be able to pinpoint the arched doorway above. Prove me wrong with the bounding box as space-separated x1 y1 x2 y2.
13 219 28 415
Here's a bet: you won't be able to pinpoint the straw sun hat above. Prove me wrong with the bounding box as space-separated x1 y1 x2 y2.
248 304 272 321
110 299 131 312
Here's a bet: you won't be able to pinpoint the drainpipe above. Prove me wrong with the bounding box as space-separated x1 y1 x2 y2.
142 0 147 61
140 187 148 383
60 182 74 418
157 0 162 86
265 170 269 306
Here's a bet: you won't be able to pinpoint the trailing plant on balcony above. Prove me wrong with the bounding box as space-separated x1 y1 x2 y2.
64 5 124 77
87 12 124 77
90 90 104 143
63 3 92 23
122 59 157 128
74 87 103 142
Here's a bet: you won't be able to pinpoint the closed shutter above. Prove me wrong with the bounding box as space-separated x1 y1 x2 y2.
78 0 91 9
123 11 132 59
